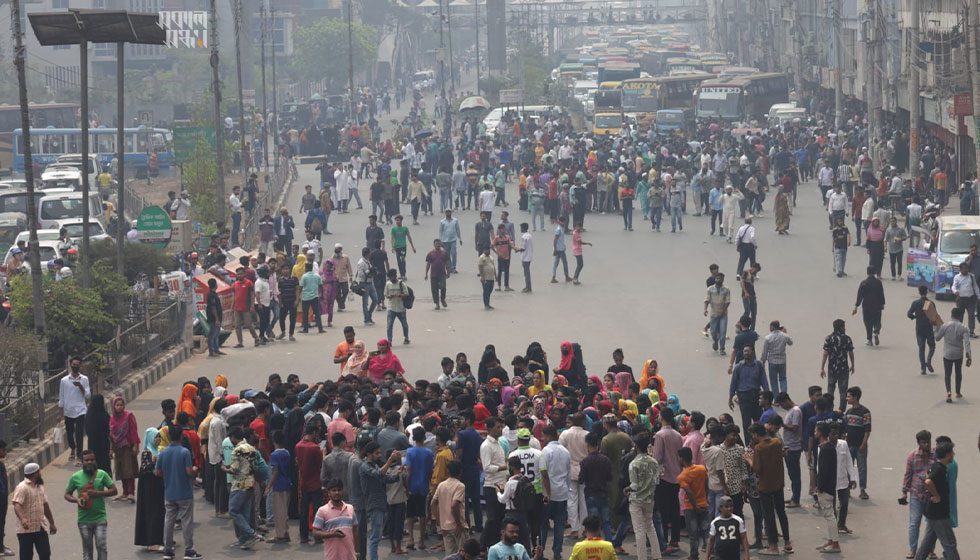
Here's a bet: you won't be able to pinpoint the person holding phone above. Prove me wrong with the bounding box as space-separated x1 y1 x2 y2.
59 357 91 467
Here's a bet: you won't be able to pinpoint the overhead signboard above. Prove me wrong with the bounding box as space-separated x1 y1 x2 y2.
172 127 215 164
499 89 524 104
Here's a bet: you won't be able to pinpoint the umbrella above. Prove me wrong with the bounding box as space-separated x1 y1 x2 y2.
459 96 491 112
414 128 433 139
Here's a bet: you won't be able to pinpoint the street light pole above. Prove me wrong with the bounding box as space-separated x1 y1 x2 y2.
78 35 92 287
347 0 356 120
260 1 268 171
115 42 125 275
438 0 447 101
475 0 481 94
447 1 456 92
233 0 247 178
271 6 278 173
10 0 45 333
209 0 226 224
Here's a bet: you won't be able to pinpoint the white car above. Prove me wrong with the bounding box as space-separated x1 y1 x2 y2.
58 219 111 243
2 240 62 272
40 165 83 191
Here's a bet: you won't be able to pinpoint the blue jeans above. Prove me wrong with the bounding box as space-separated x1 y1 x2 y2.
650 206 662 229
552 251 569 279
229 489 255 544
916 333 936 370
768 363 787 395
445 241 458 272
386 310 408 341
481 280 494 307
707 489 724 520
784 449 802 503
439 188 452 212
531 205 546 230
362 282 378 323
367 509 386 560
670 206 683 231
540 499 567 559
848 445 868 491
834 247 847 275
78 522 107 560
584 495 613 542
207 319 221 353
709 314 728 351
909 496 926 553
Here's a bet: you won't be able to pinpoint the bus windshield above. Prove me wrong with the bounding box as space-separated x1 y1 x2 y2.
595 114 622 128
622 82 658 113
697 88 741 118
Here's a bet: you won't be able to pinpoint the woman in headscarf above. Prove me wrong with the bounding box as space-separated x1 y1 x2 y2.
477 344 498 384
666 394 681 416
84 394 112 476
526 370 551 398
320 258 338 328
525 341 549 382
774 184 791 234
638 359 667 395
361 338 405 384
553 341 574 383
291 252 308 281
176 382 199 425
603 373 616 394
195 377 213 427
134 428 165 552
197 396 220 504
343 340 369 377
866 216 886 276
109 395 139 502
583 375 604 408
214 374 229 390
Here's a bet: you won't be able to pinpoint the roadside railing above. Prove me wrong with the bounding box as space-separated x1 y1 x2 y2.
122 179 150 222
242 155 294 250
0 299 181 448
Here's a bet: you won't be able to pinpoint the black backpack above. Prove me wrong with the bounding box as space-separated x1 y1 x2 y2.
400 281 415 309
511 475 535 512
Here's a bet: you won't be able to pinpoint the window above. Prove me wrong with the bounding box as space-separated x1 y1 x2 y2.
52 0 69 8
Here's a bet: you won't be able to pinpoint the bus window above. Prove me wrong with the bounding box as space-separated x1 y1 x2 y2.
126 134 137 152
66 134 79 153
97 134 114 154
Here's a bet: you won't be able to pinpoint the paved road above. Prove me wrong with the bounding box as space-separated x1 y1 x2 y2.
7 118 979 559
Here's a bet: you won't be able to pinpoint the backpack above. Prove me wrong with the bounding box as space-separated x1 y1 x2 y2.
511 475 535 512
310 214 324 234
400 281 415 309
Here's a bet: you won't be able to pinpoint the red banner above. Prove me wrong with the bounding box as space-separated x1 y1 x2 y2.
953 92 973 116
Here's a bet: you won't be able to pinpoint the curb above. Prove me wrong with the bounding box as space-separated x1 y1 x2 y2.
4 345 191 489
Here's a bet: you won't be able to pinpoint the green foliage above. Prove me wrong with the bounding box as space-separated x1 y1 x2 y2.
89 239 172 284
290 18 378 90
182 137 221 226
10 268 119 356
0 327 45 390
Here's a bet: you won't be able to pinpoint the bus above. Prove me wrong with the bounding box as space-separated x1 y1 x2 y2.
13 127 174 174
0 103 78 170
597 62 641 83
697 52 731 73
653 73 714 110
593 82 623 136
558 63 585 80
666 58 702 75
694 73 789 122
621 78 659 118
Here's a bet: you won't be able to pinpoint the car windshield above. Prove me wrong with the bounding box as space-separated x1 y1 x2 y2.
38 247 56 261
0 193 28 214
42 179 80 190
63 223 104 237
40 198 85 220
940 230 980 254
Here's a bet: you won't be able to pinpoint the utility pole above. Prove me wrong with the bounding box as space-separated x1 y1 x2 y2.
233 0 247 178
866 0 883 144
475 0 481 94
209 0 226 223
447 1 456 91
79 37 92 286
260 1 268 170
347 0 356 120
908 0 920 178
115 42 125 275
833 0 843 131
968 0 980 186
271 6 278 173
790 0 805 99
437 0 447 101
11 0 45 333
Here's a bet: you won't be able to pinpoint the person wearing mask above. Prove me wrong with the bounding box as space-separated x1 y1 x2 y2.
58 357 91 466
854 266 885 346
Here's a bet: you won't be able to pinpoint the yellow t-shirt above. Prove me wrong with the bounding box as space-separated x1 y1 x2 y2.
569 538 618 560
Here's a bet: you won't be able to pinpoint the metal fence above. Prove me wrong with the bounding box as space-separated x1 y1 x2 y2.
122 180 150 222
0 299 181 448
242 155 294 250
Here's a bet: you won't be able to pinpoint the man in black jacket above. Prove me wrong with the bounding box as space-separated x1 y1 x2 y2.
273 208 295 257
853 266 885 346
205 278 224 357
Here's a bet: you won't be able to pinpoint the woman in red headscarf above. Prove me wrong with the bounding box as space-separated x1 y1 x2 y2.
177 382 199 426
362 338 405 384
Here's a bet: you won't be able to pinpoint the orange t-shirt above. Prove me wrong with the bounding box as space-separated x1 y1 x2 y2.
334 341 351 372
678 464 709 511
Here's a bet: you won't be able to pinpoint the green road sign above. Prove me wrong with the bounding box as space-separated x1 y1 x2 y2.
136 205 173 248
172 126 216 163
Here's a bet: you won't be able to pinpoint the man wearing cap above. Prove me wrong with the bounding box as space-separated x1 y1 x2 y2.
171 190 191 220
13 463 56 559
508 429 543 546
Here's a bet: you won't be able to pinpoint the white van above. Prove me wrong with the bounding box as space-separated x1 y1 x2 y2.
37 191 104 230
40 166 83 191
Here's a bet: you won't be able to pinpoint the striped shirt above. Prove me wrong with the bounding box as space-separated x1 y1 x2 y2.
313 501 356 560
11 479 49 533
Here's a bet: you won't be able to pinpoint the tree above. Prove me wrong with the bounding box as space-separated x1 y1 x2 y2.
89 239 172 285
289 18 378 90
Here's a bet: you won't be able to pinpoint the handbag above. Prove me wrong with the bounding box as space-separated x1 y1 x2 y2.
351 281 366 296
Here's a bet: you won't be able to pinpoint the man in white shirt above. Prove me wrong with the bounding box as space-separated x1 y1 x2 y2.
735 218 757 276
826 184 849 229
829 425 859 533
171 190 191 220
229 186 243 247
58 357 91 465
480 418 509 550
558 413 589 538
518 222 533 293
254 266 272 345
539 425 571 560
951 262 979 335
479 182 496 214
721 186 744 242
818 163 835 200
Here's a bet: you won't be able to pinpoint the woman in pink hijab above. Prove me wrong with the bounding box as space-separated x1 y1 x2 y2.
109 395 140 501
362 338 405 384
